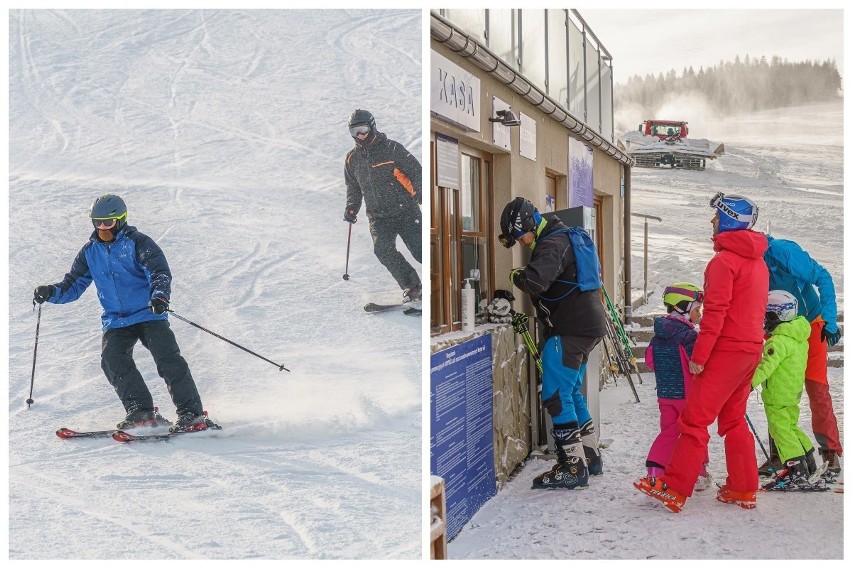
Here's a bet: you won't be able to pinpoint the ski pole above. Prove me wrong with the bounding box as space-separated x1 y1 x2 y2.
511 312 543 375
745 413 775 474
167 309 290 372
343 223 352 281
27 302 42 408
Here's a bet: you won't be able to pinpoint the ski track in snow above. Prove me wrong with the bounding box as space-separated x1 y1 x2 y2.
9 10 422 560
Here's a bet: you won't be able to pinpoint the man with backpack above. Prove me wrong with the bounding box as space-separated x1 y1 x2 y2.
499 197 607 490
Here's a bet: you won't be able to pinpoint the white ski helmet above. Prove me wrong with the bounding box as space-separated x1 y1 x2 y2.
766 290 798 322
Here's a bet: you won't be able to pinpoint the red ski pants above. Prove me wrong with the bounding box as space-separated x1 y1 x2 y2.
664 349 761 497
805 317 843 455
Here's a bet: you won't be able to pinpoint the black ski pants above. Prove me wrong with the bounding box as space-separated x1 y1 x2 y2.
369 208 422 290
101 320 203 418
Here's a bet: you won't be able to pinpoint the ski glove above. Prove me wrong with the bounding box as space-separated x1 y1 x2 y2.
344 209 357 224
509 268 524 287
150 296 170 315
33 285 55 304
821 323 842 347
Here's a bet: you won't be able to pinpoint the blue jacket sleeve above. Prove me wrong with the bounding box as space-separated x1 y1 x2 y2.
773 240 838 326
51 246 93 304
133 233 172 300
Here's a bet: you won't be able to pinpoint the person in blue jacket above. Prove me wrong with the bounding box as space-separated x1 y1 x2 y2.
762 235 843 478
33 194 211 432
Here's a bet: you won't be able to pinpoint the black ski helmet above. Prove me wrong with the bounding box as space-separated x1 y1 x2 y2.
90 194 128 234
499 197 541 248
348 109 376 139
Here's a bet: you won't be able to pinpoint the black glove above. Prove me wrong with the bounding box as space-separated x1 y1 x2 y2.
821 323 842 347
150 296 170 315
33 285 55 304
343 208 357 224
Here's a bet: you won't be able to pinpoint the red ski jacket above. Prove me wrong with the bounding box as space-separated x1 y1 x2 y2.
691 230 769 366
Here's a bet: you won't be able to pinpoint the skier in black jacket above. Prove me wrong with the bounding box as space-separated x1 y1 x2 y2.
500 197 607 490
344 109 422 303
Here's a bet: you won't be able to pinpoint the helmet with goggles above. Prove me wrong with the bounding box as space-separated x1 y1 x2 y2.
766 289 798 322
499 197 541 248
348 109 376 139
663 282 704 314
709 192 758 233
90 194 128 233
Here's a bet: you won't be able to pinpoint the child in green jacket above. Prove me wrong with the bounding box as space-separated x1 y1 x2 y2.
752 290 826 491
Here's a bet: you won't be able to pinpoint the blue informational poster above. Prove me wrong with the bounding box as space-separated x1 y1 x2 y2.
430 335 495 541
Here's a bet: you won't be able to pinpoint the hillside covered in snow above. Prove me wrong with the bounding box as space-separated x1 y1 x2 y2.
8 9 422 560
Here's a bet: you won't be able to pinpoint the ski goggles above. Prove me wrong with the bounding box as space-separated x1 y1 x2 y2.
499 226 533 248
349 124 371 137
498 233 516 249
709 192 756 222
664 286 705 304
91 212 126 229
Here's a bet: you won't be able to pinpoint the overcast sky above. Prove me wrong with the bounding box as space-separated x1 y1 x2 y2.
580 9 844 86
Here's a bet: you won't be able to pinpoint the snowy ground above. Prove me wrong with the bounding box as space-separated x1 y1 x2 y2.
447 101 844 559
7 10 422 560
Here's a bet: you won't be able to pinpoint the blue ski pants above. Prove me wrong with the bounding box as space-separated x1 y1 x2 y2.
540 334 601 426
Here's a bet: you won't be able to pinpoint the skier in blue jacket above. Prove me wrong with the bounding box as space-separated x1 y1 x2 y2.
761 235 843 478
33 195 213 432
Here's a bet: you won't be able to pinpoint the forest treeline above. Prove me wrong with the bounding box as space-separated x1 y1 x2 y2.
615 56 842 114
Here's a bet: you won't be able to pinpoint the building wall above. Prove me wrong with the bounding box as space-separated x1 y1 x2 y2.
431 41 625 306
430 32 627 479
593 147 625 299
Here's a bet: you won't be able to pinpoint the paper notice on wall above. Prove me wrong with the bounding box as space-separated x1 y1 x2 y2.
569 136 594 207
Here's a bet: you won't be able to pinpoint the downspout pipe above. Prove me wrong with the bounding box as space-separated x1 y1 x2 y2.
430 11 632 166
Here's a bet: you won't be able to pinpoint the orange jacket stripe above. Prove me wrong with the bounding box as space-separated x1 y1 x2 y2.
394 168 416 196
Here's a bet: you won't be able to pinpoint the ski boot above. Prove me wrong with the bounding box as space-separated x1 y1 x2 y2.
579 419 603 476
819 449 841 483
694 472 713 492
805 448 818 477
634 476 686 513
763 456 828 491
758 436 782 477
532 425 589 490
402 284 422 304
171 410 221 433
716 485 756 509
117 408 163 430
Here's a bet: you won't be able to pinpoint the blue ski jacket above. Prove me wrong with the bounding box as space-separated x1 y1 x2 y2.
46 225 171 330
764 235 838 327
644 314 698 400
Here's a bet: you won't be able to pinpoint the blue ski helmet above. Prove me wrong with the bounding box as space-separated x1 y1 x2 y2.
90 194 128 234
710 192 758 232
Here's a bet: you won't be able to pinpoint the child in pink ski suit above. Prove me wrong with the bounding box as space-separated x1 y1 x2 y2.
644 283 710 490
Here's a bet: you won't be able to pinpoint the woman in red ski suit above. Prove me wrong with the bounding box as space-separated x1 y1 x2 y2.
635 193 768 511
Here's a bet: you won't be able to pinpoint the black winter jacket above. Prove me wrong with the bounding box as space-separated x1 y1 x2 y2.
345 131 421 220
511 216 607 340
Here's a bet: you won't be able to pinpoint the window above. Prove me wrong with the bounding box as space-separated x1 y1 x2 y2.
547 9 568 105
520 10 546 89
431 141 493 334
567 16 585 120
488 9 519 71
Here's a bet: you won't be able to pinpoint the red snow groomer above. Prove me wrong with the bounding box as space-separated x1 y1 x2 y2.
618 119 724 171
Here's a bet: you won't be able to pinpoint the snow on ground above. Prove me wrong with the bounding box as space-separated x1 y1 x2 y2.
7 10 422 560
448 100 844 559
